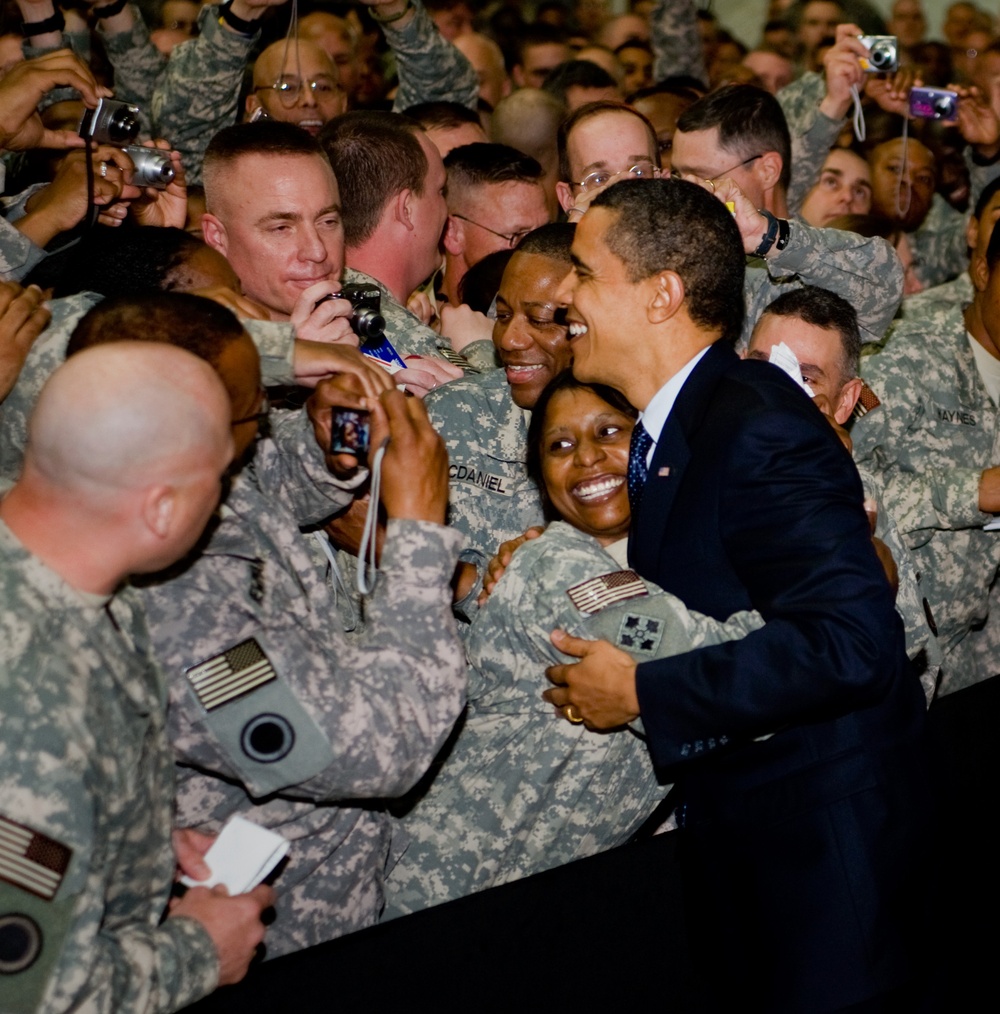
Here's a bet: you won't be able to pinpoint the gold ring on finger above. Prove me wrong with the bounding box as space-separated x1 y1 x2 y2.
564 705 584 725
705 178 716 193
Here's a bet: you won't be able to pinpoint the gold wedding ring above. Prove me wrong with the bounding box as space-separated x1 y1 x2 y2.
564 705 584 725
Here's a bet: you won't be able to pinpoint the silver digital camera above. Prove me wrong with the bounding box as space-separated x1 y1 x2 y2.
78 99 175 190
858 35 899 73
79 97 141 145
122 145 176 189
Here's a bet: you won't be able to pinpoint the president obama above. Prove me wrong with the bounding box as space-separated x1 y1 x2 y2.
545 179 928 1013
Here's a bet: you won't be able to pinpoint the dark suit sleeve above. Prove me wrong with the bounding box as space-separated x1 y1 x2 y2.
634 402 904 770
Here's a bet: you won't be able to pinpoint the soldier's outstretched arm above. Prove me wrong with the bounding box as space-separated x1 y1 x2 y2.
155 388 465 804
366 0 479 112
649 0 707 87
745 220 904 346
152 3 273 186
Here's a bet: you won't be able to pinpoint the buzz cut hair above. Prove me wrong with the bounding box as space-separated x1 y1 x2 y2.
444 143 544 191
516 222 575 261
66 293 245 370
203 121 328 212
758 285 861 381
404 100 482 133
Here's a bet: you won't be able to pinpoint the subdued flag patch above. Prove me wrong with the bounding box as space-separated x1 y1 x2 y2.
186 638 277 712
567 570 648 614
0 817 71 901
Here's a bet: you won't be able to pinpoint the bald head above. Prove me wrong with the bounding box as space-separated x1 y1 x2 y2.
491 89 563 171
29 343 231 499
453 32 509 108
247 39 346 133
491 89 564 216
298 10 358 95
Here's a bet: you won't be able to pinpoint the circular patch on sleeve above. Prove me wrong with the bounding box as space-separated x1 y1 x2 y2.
241 713 295 763
0 914 42 974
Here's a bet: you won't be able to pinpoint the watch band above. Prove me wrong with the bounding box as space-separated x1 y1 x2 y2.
218 1 257 36
92 0 128 19
21 9 65 36
369 1 413 24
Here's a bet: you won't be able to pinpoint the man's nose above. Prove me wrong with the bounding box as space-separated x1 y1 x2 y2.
299 227 328 263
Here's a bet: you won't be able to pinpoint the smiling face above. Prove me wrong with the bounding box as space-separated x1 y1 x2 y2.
248 40 347 136
493 251 573 408
558 205 652 397
539 385 633 545
202 153 343 319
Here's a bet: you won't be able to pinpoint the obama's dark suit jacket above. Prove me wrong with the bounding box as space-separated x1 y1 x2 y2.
628 340 928 1013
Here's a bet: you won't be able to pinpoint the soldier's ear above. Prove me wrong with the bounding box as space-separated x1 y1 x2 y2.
142 484 175 541
245 93 262 120
834 378 864 425
556 181 575 214
201 214 228 257
397 189 415 231
443 214 465 256
755 151 783 194
972 251 990 293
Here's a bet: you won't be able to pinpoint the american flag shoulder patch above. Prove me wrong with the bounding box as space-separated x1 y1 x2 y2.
186 638 277 712
0 816 71 900
566 570 648 614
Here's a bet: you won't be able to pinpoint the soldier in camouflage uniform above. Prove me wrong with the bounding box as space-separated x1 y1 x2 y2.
68 294 467 955
649 0 707 87
147 0 477 186
385 520 763 918
559 101 904 348
746 285 942 700
202 121 467 388
0 230 306 481
1 164 45 282
852 224 1000 693
0 342 269 1013
424 224 575 599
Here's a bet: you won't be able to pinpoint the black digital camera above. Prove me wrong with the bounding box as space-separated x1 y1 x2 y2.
324 283 387 340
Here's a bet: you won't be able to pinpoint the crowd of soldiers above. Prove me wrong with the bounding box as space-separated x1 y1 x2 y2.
1 0 999 1010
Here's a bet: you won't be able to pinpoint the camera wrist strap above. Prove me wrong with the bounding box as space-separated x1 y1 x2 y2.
851 84 866 142
357 438 389 596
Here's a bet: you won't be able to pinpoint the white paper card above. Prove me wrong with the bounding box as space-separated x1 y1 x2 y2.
180 815 289 894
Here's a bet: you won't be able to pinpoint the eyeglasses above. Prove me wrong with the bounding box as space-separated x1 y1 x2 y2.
451 213 532 249
573 160 659 193
231 389 269 427
670 153 762 185
255 76 341 109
